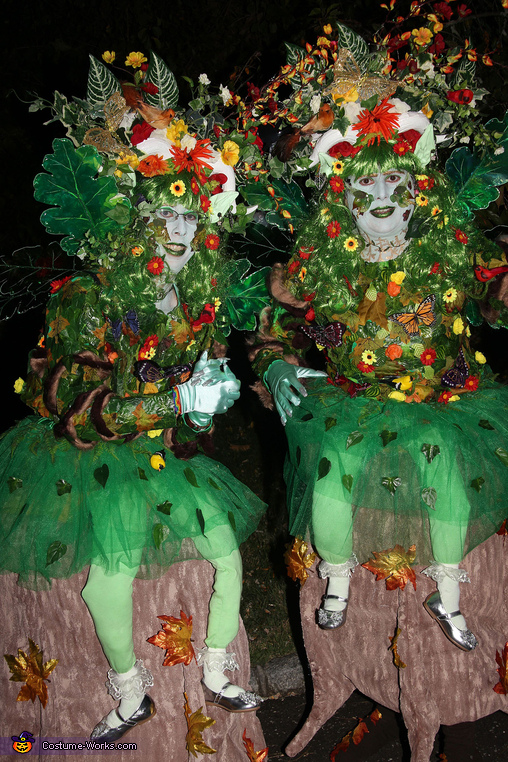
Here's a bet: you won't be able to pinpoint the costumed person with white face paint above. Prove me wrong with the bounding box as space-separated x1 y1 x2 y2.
0 55 267 742
251 85 508 652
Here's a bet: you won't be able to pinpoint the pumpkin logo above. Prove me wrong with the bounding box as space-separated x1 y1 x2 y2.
11 731 34 753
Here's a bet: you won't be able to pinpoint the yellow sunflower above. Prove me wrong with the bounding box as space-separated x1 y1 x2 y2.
170 181 186 197
332 160 344 175
344 237 358 251
443 287 457 303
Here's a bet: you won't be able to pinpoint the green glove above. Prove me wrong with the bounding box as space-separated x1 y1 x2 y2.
264 360 326 426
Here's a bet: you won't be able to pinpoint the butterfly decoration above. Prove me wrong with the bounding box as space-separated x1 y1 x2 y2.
108 310 140 341
299 321 346 348
390 295 437 337
134 360 192 386
441 347 469 388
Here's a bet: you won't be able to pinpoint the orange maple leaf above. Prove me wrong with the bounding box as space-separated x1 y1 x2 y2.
370 707 382 724
4 639 58 709
362 544 417 591
184 692 216 757
330 731 352 759
496 519 508 537
389 627 407 669
132 401 162 432
284 536 317 585
330 717 369 760
351 718 369 745
147 610 195 667
494 642 508 694
242 729 269 761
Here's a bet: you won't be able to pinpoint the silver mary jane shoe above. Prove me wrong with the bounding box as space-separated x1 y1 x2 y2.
203 681 263 713
423 592 478 652
90 694 156 742
317 594 349 630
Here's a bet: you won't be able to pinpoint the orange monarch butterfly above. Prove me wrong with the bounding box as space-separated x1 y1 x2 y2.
390 294 437 336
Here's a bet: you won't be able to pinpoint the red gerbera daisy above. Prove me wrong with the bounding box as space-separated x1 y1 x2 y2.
327 221 341 238
147 256 165 274
464 375 479 391
204 234 220 250
330 176 345 194
353 99 400 146
455 229 468 244
420 348 437 366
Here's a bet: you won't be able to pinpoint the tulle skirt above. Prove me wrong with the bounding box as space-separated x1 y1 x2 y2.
0 416 265 589
284 378 508 565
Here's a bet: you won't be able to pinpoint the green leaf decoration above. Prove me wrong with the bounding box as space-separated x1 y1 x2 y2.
317 457 332 481
86 55 121 107
8 477 23 493
380 430 398 447
413 124 435 168
34 139 128 253
153 523 164 550
470 476 485 493
336 23 369 74
196 508 206 535
495 447 508 467
184 467 200 488
296 446 302 466
284 41 305 68
228 511 237 532
381 476 401 495
207 478 222 491
93 464 109 488
346 430 364 450
209 191 239 224
224 259 271 331
479 419 495 430
138 467 148 481
342 474 353 493
421 487 437 510
157 501 172 515
56 479 72 496
325 417 337 432
301 413 314 421
145 51 179 109
421 443 441 464
46 540 67 567
265 178 309 228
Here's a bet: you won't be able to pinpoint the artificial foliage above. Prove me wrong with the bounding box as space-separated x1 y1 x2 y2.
284 536 317 585
184 692 216 757
146 610 195 667
362 545 417 590
242 729 269 762
4 639 58 708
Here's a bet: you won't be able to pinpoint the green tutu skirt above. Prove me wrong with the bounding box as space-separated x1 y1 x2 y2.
284 378 508 565
0 416 265 590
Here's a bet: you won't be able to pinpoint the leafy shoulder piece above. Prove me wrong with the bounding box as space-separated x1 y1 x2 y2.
221 259 271 332
284 42 306 67
145 52 179 110
0 244 81 320
33 138 131 253
445 112 508 217
87 55 121 108
335 23 369 75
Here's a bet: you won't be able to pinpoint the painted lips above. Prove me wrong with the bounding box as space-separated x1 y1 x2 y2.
370 206 395 218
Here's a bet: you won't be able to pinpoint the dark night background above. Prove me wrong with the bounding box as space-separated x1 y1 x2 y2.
2 0 508 431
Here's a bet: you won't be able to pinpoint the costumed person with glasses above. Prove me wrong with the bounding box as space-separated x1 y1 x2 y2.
0 53 268 742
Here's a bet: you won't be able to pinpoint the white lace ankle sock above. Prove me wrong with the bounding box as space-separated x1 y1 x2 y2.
201 648 242 698
105 664 145 728
437 564 467 630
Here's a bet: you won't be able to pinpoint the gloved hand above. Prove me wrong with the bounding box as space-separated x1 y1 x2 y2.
265 360 326 426
176 352 241 422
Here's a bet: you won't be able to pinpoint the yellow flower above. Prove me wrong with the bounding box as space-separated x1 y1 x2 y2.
166 119 188 146
431 205 441 216
437 215 449 228
332 160 344 175
361 350 376 365
389 391 406 402
116 152 139 169
221 140 240 166
450 395 460 402
125 51 147 68
452 317 465 335
334 86 359 103
475 351 487 364
114 169 123 178
344 237 358 251
186 340 196 351
394 375 412 391
323 23 333 35
102 51 116 64
170 181 186 197
132 246 144 257
412 27 433 47
14 378 25 394
466 326 471 337
443 287 457 303
299 267 307 282
147 429 163 438
416 194 428 207
320 207 330 218
390 271 406 285
422 103 433 119
214 298 222 310
427 14 443 33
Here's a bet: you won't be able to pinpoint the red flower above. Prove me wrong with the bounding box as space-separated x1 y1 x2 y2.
207 173 228 195
299 246 314 260
211 277 218 288
433 3 453 20
200 195 211 213
170 139 214 181
204 234 220 250
429 32 446 55
191 177 200 195
140 62 149 72
430 262 441 275
455 229 468 244
465 375 479 391
247 82 261 101
417 176 435 191
138 155 169 177
138 334 159 360
438 390 453 404
330 177 345 193
140 82 159 95
305 306 315 321
303 290 316 301
353 98 400 146
50 275 72 293
147 256 164 275
327 221 341 238
357 361 374 374
458 4 472 17
287 260 300 274
446 89 474 105
131 121 155 146
394 140 411 156
420 348 437 366
399 129 421 151
328 141 361 158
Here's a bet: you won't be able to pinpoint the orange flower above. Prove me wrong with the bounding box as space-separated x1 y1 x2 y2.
138 155 169 177
385 344 403 360
387 281 401 297
353 98 400 146
170 140 214 181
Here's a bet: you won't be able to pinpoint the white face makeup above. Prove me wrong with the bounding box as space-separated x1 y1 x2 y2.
151 203 199 274
345 169 415 240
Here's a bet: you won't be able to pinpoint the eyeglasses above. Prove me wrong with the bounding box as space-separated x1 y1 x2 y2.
155 208 198 223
